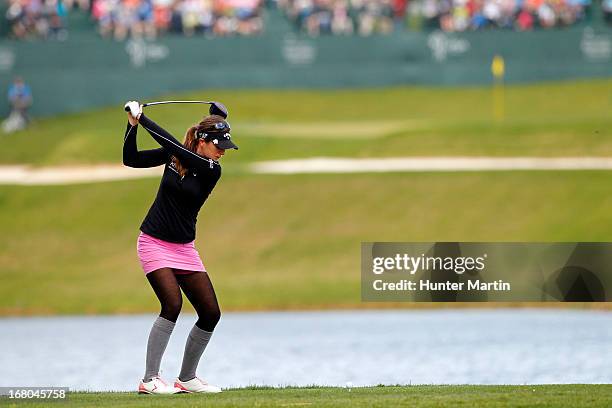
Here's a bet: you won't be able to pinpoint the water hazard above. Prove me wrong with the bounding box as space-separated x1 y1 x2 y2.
1 309 610 391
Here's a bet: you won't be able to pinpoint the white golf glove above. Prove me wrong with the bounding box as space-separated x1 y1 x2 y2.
124 101 142 119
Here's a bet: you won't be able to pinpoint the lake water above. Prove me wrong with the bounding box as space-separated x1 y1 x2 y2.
1 309 610 391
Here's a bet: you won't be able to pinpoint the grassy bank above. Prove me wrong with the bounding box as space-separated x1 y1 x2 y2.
1 80 611 315
1 80 612 166
1 171 611 315
6 385 612 408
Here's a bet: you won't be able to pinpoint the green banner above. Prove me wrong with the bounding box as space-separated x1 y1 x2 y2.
1 27 611 117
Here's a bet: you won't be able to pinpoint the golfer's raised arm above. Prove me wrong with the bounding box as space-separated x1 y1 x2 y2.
138 113 218 171
122 121 168 168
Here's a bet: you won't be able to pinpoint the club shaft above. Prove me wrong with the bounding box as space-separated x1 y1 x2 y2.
142 100 212 107
124 99 228 119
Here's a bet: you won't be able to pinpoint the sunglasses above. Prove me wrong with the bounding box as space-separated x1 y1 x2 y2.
213 121 230 130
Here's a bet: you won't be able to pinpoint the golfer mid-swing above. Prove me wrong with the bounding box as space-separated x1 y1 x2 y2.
123 101 238 394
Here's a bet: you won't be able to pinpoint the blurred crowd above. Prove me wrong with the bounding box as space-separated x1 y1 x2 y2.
277 0 407 36
91 0 263 40
4 0 84 39
409 0 591 32
4 0 264 40
2 0 597 40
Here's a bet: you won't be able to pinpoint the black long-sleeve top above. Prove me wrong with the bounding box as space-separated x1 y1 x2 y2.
123 114 221 243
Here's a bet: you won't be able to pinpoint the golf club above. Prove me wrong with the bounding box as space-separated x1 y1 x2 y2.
124 100 228 118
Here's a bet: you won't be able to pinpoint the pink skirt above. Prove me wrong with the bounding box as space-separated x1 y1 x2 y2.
137 231 206 275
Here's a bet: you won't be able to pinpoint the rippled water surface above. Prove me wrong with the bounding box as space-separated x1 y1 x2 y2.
1 309 610 391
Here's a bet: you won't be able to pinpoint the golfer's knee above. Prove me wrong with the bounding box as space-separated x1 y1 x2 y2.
160 297 182 322
209 307 221 328
196 306 220 331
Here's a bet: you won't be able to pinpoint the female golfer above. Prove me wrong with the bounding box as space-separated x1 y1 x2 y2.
123 101 238 394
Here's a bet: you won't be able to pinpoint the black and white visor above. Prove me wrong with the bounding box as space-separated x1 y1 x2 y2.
196 121 239 150
207 131 238 150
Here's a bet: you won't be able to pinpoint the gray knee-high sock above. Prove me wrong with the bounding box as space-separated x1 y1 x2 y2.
143 316 176 382
178 325 213 382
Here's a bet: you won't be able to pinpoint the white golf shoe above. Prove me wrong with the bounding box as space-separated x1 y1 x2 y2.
138 376 182 394
174 377 222 393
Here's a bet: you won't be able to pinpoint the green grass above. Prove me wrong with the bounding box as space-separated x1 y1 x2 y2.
2 79 612 166
1 171 611 315
2 80 612 314
6 385 612 407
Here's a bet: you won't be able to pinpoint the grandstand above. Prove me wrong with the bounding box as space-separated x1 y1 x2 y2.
2 0 601 40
